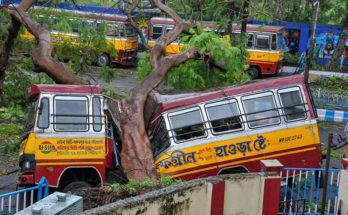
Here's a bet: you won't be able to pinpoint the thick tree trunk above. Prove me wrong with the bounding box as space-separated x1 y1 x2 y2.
119 101 157 180
326 16 348 71
0 0 34 94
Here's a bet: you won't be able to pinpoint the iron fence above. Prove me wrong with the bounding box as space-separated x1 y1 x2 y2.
0 177 49 215
278 168 341 215
311 87 348 111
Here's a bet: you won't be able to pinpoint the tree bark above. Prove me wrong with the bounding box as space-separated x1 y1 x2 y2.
240 0 249 36
0 0 35 94
326 16 348 71
304 0 318 83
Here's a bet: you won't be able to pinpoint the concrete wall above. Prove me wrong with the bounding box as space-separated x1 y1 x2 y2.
338 161 348 214
223 174 264 215
82 173 281 215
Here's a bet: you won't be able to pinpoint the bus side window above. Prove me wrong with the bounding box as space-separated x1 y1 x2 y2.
205 100 243 134
278 88 307 121
169 108 206 143
37 97 50 129
242 93 280 128
152 25 163 40
151 117 170 157
255 34 270 50
247 33 254 48
93 97 102 132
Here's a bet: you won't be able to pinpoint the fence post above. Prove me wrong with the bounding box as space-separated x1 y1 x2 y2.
37 177 49 201
321 133 333 215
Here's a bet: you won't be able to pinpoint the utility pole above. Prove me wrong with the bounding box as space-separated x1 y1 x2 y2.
304 0 319 83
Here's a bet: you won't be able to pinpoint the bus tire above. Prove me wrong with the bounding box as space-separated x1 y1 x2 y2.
97 54 110 67
62 181 91 193
248 67 259 80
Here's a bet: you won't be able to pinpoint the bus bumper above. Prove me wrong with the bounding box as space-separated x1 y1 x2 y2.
17 174 35 186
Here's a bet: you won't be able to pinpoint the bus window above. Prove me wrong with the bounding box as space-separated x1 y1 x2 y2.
271 34 277 50
242 93 280 128
278 88 307 121
37 98 49 129
151 117 170 157
247 33 254 48
69 19 79 33
255 34 270 50
152 25 163 40
165 26 173 34
124 24 137 37
169 108 206 142
205 100 242 134
54 96 89 131
93 97 102 132
106 23 119 37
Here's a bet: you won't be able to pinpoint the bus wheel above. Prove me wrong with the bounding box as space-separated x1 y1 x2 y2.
63 181 91 193
248 67 259 80
97 54 110 67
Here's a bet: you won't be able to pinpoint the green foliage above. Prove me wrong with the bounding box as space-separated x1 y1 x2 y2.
311 76 348 94
0 11 9 42
99 66 116 83
110 176 182 195
283 53 301 66
136 26 249 90
103 86 125 100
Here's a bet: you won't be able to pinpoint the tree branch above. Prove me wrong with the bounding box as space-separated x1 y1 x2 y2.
130 48 199 103
150 0 193 47
165 48 199 67
8 5 83 84
119 0 151 50
0 0 35 93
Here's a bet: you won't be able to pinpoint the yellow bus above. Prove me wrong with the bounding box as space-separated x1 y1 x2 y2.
21 8 138 66
148 17 285 79
17 75 321 191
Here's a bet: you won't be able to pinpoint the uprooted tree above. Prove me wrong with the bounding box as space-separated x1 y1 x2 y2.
0 0 247 181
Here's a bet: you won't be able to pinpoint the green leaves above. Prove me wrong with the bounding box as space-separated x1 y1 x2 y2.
136 24 249 91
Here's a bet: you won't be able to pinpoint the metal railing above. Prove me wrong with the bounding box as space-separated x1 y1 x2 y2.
279 168 341 215
311 87 348 111
0 177 49 215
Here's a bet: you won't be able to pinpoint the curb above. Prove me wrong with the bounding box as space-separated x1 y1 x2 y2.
317 109 348 123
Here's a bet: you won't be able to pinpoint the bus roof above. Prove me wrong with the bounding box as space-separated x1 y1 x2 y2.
31 6 130 23
150 17 283 33
231 24 283 33
151 74 305 114
28 84 103 99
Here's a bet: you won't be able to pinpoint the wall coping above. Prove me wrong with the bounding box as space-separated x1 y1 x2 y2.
81 173 271 214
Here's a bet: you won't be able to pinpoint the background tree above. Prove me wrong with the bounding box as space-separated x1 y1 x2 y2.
325 0 348 71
